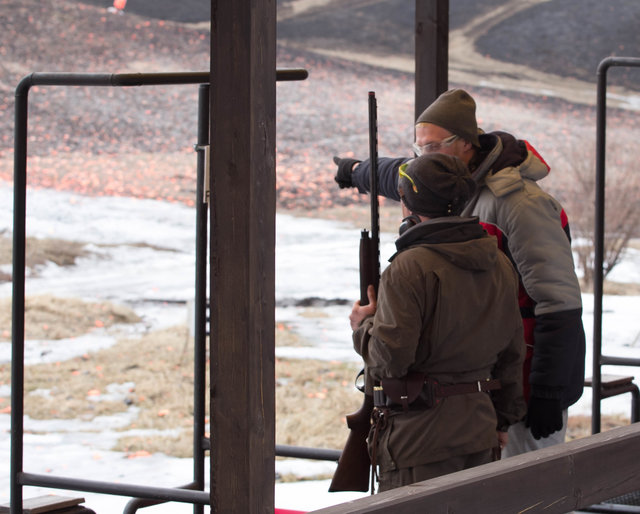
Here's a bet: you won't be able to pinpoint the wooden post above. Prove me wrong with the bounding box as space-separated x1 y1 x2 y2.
415 0 449 119
209 0 276 512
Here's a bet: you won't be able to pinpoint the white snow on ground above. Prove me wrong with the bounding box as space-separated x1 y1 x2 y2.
0 184 638 512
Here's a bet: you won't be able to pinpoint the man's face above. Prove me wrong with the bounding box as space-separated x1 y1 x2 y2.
414 123 464 159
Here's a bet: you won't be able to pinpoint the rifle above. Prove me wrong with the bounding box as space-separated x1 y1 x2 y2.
329 91 380 493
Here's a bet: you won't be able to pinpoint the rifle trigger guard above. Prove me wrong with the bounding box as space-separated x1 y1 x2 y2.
355 368 365 393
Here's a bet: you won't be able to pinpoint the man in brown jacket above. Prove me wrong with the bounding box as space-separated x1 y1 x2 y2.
350 153 526 492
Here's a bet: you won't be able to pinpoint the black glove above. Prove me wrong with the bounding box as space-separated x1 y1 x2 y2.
525 396 563 440
333 156 360 189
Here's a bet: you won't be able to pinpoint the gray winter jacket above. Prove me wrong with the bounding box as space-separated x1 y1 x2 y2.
351 131 585 408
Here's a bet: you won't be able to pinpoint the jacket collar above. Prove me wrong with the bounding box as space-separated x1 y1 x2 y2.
390 216 485 261
472 131 528 182
468 131 550 199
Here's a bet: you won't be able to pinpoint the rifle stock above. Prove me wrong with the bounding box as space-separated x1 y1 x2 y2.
328 392 374 492
329 91 380 494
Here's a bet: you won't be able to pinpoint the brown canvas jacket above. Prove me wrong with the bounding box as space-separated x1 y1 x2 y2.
353 217 526 471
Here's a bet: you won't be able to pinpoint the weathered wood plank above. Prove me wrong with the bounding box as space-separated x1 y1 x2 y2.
209 0 276 512
0 495 84 514
310 424 640 513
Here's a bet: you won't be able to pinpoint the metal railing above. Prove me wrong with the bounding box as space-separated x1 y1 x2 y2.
591 56 640 435
10 69 309 514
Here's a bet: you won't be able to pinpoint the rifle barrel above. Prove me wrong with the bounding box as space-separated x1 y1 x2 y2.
367 91 380 292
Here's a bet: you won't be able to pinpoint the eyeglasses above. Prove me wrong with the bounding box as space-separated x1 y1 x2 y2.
412 134 458 156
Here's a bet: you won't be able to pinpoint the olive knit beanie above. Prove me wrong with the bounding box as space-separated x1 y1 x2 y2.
415 89 480 147
398 153 476 217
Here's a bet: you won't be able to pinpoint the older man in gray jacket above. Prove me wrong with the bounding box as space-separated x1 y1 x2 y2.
338 89 585 458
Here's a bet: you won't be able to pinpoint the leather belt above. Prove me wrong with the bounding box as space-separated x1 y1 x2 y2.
435 378 502 397
376 374 502 412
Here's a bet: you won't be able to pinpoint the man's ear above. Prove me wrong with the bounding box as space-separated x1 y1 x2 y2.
461 139 474 152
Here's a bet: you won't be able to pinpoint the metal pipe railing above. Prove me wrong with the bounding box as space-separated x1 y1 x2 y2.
11 69 307 514
592 56 640 435
19 473 209 505
188 82 210 514
198 435 342 462
276 444 341 462
122 482 201 514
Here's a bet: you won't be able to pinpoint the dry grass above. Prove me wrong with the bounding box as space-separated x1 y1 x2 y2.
0 298 362 460
0 234 180 285
0 230 635 471
3 313 630 460
0 294 632 473
276 358 361 450
0 234 90 282
283 201 402 235
600 281 640 296
0 233 362 462
578 277 640 295
566 413 630 442
0 294 140 341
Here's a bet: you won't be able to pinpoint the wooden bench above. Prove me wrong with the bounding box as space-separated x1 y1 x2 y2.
584 374 640 423
0 495 95 514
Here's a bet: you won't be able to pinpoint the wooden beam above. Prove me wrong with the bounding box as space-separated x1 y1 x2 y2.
415 0 449 119
310 423 640 513
209 0 276 512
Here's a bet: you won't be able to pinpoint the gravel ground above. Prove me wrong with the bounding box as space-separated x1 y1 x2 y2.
1 0 639 210
277 0 640 90
474 0 640 90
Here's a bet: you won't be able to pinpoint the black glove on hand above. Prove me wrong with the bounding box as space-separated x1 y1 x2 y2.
525 396 563 440
333 156 360 189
